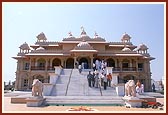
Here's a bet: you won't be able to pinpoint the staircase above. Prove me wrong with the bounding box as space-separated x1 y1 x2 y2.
50 69 72 96
66 69 88 96
45 69 124 105
45 96 124 106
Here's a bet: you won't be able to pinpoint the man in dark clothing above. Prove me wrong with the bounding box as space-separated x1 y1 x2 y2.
103 74 107 90
152 83 155 92
87 71 92 87
91 73 95 87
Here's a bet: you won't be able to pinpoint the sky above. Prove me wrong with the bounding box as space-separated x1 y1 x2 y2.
2 2 165 82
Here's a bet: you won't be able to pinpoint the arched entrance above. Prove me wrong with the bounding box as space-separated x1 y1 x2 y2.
52 58 61 67
79 57 89 69
106 58 115 67
93 58 101 63
66 58 74 68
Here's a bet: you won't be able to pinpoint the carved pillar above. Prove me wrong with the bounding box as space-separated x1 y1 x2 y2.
118 59 122 71
61 58 64 68
18 75 22 90
20 59 23 71
35 58 37 67
45 59 48 71
65 59 67 68
129 59 132 67
74 57 77 68
50 58 52 67
29 58 31 71
115 59 117 67
91 56 93 68
135 60 138 71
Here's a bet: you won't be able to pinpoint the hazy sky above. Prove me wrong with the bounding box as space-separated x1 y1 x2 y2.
2 2 165 82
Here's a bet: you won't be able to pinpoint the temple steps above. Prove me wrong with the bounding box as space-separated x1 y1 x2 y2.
44 96 125 106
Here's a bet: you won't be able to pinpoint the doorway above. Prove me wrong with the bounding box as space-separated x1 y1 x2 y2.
79 57 89 69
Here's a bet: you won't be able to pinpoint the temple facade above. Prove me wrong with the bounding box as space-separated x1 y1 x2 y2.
12 28 154 91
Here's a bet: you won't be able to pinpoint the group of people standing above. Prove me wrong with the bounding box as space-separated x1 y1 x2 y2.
135 80 144 94
93 59 107 72
87 70 112 90
77 59 113 90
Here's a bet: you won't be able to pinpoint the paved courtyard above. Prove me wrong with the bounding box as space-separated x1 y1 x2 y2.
2 91 165 113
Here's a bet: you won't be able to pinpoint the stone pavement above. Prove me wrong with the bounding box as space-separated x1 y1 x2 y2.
3 91 165 113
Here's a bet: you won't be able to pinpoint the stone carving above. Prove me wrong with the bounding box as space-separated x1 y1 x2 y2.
32 79 43 97
125 80 136 97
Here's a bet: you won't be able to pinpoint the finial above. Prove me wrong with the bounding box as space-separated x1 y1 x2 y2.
81 26 84 32
95 31 98 36
94 31 98 38
68 31 73 36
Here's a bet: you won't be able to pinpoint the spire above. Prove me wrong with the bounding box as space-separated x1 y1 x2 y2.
68 31 73 37
94 31 99 38
80 26 87 35
81 26 84 32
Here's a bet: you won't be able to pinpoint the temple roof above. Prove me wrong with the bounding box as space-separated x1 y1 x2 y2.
70 40 97 52
36 32 47 41
63 27 105 42
122 47 132 52
19 42 30 50
137 43 148 50
121 32 131 41
36 46 45 51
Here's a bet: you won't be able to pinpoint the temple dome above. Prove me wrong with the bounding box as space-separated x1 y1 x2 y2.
80 26 90 39
138 43 148 50
75 41 94 50
36 46 45 51
19 42 30 50
67 32 76 38
121 33 131 42
36 32 47 41
94 32 102 39
122 47 131 52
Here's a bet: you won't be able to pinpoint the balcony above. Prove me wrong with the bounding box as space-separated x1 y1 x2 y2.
31 66 45 70
122 67 136 71
113 67 121 72
30 66 55 71
113 67 143 72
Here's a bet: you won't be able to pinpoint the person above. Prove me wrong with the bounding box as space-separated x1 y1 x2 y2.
136 80 141 93
75 61 78 69
100 72 105 86
81 62 84 69
107 73 112 87
94 73 99 88
87 71 92 87
91 72 95 87
140 83 144 93
93 63 96 71
103 74 107 90
152 83 155 92
78 64 82 73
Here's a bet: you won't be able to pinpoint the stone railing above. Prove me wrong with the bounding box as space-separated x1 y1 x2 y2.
43 66 63 96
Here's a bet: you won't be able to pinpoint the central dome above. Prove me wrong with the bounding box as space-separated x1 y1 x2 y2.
75 41 94 50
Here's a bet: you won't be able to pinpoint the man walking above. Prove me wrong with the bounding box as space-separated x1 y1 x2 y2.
103 74 107 90
107 73 112 87
87 71 92 87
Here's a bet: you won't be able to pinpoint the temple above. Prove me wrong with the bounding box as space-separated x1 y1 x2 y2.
12 27 155 91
